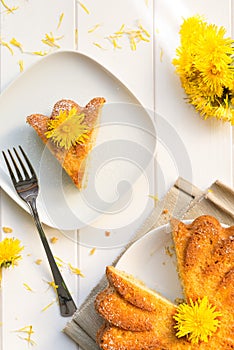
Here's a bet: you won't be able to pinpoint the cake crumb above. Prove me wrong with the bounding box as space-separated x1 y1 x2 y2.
105 231 111 237
2 226 13 233
165 245 174 257
35 259 42 265
50 237 58 244
174 297 185 305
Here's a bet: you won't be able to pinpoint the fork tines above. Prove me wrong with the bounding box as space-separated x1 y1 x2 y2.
2 146 37 184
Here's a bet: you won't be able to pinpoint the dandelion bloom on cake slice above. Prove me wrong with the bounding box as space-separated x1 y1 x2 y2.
174 296 222 344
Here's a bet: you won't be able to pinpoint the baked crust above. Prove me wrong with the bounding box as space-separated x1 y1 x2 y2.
27 98 106 189
106 265 175 312
95 286 156 331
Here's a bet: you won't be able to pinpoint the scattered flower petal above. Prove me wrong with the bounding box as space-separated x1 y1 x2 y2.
41 32 63 48
68 263 85 277
42 300 56 312
18 60 24 72
23 283 34 292
14 325 36 346
10 37 23 52
0 38 14 55
93 42 106 49
75 28 78 49
57 12 64 29
0 0 18 13
31 51 48 56
88 24 101 33
78 1 90 14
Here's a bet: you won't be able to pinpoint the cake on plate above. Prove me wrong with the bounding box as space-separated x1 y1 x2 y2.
27 97 106 189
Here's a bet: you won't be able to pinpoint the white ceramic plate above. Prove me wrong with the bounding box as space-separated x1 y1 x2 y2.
116 221 191 302
0 50 156 230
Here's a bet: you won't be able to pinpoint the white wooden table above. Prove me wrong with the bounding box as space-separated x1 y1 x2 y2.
0 1 233 349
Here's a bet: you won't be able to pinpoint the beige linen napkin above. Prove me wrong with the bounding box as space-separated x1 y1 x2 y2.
64 177 234 350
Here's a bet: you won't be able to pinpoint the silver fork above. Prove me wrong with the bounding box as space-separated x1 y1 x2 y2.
2 146 77 317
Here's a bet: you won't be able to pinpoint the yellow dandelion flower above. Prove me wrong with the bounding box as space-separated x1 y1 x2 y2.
174 296 222 344
173 16 234 123
45 107 90 150
0 237 24 268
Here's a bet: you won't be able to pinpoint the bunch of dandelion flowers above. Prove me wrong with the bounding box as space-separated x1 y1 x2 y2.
0 237 24 284
173 16 234 124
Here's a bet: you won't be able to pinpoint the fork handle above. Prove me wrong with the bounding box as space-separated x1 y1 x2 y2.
27 199 77 317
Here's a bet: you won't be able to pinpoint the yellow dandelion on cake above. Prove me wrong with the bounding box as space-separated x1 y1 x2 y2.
173 16 234 124
173 296 222 344
45 107 90 150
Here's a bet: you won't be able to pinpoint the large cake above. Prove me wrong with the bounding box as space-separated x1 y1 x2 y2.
95 215 234 349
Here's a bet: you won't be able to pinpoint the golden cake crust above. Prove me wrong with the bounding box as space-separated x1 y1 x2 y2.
95 286 155 331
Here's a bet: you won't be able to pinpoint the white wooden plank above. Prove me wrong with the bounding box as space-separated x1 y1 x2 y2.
0 2 79 349
0 0 75 91
154 0 233 197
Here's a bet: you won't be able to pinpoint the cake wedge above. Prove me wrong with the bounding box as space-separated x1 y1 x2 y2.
27 97 106 189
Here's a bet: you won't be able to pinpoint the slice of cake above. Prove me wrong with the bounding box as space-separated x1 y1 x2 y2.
27 97 106 189
96 266 180 350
